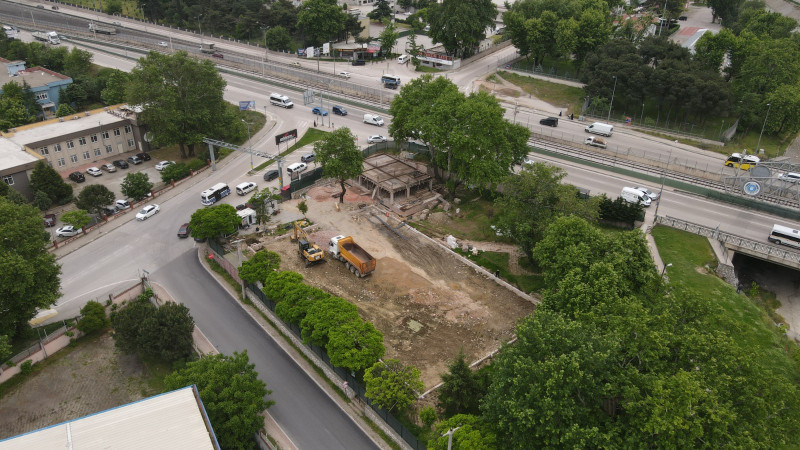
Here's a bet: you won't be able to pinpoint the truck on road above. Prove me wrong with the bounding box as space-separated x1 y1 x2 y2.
200 43 216 54
328 235 375 277
32 31 60 44
88 22 117 34
584 136 607 149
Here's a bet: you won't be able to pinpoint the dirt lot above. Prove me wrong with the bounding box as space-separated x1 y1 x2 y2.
0 333 150 440
263 183 536 388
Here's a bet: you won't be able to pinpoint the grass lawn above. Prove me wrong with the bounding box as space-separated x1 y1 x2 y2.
253 128 329 172
652 226 800 378
415 66 442 73
497 72 584 116
409 194 504 242
455 249 543 294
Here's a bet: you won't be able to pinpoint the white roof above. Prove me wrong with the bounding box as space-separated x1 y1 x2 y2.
3 111 128 146
0 137 40 171
0 386 217 450
237 208 256 217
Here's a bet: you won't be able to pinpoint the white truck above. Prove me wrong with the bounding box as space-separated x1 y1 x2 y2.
620 187 651 207
237 208 257 228
200 43 216 54
363 114 384 126
88 22 117 35
584 136 607 149
585 122 614 137
32 31 60 45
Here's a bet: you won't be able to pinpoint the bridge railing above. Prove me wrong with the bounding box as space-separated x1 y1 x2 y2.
656 215 800 264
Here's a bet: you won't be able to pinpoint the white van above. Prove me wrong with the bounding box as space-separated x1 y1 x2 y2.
585 122 614 137
235 181 257 196
398 54 410 64
287 162 307 174
364 114 384 126
621 187 651 207
269 93 294 108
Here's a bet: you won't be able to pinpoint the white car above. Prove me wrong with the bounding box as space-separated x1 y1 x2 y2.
367 135 387 143
634 187 660 201
155 160 175 171
338 71 351 79
157 41 168 47
236 181 257 196
86 167 102 177
778 172 800 183
136 204 160 220
523 158 534 166
56 225 82 237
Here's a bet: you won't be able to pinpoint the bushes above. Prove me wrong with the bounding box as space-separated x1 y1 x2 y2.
598 195 644 226
77 301 109 334
186 158 208 171
160 163 191 183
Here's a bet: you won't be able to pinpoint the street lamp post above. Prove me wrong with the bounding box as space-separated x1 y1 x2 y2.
660 263 673 277
755 103 772 154
140 3 147 33
197 14 203 45
607 75 617 122
242 119 253 169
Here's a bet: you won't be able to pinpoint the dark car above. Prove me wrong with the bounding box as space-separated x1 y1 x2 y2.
177 223 191 238
332 105 348 116
113 159 129 169
539 117 558 127
301 152 315 163
263 169 280 181
126 155 143 165
51 5 59 9
136 152 151 161
352 59 366 66
69 171 85 183
212 53 224 59
678 15 688 21
44 214 56 227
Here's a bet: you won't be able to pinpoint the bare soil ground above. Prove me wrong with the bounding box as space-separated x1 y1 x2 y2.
263 183 536 388
0 333 149 440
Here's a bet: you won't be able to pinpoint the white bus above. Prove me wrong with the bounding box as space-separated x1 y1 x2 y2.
768 224 800 250
381 74 401 86
200 183 231 206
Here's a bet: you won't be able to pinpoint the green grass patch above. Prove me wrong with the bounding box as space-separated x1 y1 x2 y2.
409 194 505 242
455 249 543 294
138 355 175 395
415 66 442 73
253 128 329 172
497 72 584 116
652 226 800 379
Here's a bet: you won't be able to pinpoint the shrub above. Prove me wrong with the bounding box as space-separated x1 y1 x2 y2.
160 163 191 184
20 360 33 375
186 158 208 171
77 301 109 334
420 406 437 428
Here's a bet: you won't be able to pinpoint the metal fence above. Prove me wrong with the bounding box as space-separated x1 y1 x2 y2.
509 60 580 82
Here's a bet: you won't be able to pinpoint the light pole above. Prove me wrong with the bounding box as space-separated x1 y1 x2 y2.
755 102 772 154
197 14 203 45
660 263 673 278
140 3 147 33
607 75 617 122
242 119 253 169
442 427 462 450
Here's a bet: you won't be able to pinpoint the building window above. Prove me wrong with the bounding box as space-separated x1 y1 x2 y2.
35 92 49 101
82 151 90 160
124 125 132 133
91 134 98 143
70 155 78 163
39 147 48 155
66 141 75 149
102 131 110 139
53 143 62 152
114 128 121 136
127 139 135 148
79 137 86 145
94 148 101 156
105 145 113 153
57 158 65 167
2 175 13 186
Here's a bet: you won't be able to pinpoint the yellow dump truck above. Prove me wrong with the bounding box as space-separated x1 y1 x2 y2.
328 235 376 277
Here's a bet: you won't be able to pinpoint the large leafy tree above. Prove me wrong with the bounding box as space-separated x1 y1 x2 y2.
137 302 195 361
364 359 424 412
378 20 399 56
189 204 240 240
127 52 229 159
29 161 73 205
427 0 497 58
100 69 130 105
163 351 273 450
0 198 61 340
60 209 91 230
238 250 282 284
429 414 497 450
120 172 153 201
296 0 347 47
264 26 292 52
368 0 393 21
75 184 115 214
300 296 360 347
437 350 483 417
314 127 363 203
326 319 385 372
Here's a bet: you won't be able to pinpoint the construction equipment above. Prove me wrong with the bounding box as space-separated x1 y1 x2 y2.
291 221 325 267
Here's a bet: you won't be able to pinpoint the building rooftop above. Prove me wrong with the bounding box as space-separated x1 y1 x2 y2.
0 386 219 450
2 107 129 147
0 137 41 172
0 61 70 91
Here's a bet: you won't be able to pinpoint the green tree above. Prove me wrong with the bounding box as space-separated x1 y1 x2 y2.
33 190 52 211
101 70 130 105
364 359 424 412
0 197 61 340
160 163 191 183
0 181 9 198
29 160 73 205
437 350 482 417
104 0 123 15
314 127 363 203
110 292 156 354
238 250 282 284
127 52 229 159
420 406 437 428
75 184 115 215
249 188 278 225
189 204 240 240
300 297 360 347
297 200 308 217
163 351 273 450
574 7 613 72
344 14 366 43
406 30 424 68
77 301 109 334
264 26 292 51
138 302 195 361
55 103 75 118
60 209 91 230
427 0 497 58
63 48 93 79
326 318 385 372
296 0 347 47
120 172 153 201
368 0 393 21
429 414 497 450
0 335 10 363
0 96 35 131
378 20 399 56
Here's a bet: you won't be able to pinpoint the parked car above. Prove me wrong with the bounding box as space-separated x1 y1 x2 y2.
115 199 131 210
368 135 387 144
212 53 224 59
539 117 558 127
287 162 307 174
301 152 315 163
332 105 348 116
101 163 117 172
86 167 102 177
263 169 280 181
155 160 175 171
778 172 800 183
56 225 81 237
312 107 328 116
126 155 143 165
136 204 160 220
352 59 366 66
236 181 257 196
36 4 44 8
157 41 168 47
235 203 251 211
113 159 129 169
338 71 351 79
51 5 59 9
634 186 660 201
177 223 191 238
290 61 301 67
112 21 121 26
44 214 56 227
523 158 535 166
136 152 151 161
678 15 688 20
69 171 85 183
101 206 118 216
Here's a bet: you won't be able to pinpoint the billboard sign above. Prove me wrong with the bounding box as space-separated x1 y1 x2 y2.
275 129 298 145
239 101 255 111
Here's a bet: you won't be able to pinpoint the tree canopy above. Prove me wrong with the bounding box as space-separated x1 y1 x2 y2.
427 0 497 58
76 184 115 215
364 359 424 412
190 204 240 240
29 161 72 205
120 172 153 201
297 0 347 47
238 250 282 284
314 127 363 203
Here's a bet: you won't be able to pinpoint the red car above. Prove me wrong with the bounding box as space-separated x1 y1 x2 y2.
211 53 223 59
44 214 56 227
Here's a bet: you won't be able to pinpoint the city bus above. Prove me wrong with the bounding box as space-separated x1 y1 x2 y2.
200 183 231 206
381 74 401 86
767 224 800 250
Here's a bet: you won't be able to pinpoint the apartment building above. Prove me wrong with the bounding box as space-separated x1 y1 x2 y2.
0 57 72 119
